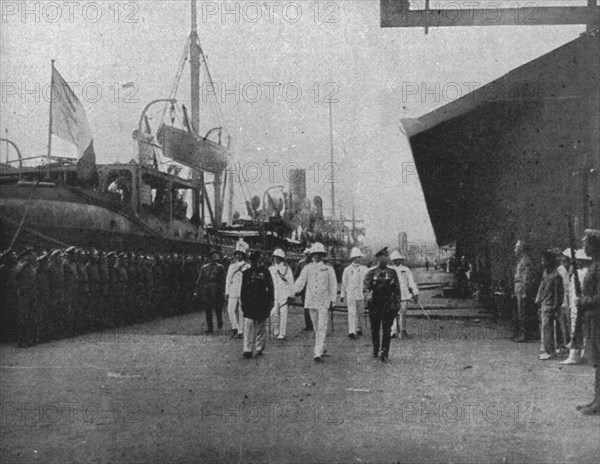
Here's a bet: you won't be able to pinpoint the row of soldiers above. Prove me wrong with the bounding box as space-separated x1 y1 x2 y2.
0 246 232 347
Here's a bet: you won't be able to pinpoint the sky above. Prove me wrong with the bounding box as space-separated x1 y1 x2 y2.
0 1 587 248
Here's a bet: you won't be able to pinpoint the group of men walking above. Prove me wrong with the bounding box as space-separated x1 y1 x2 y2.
196 240 419 364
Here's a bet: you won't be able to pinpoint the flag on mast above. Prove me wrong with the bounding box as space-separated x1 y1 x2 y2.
50 66 97 183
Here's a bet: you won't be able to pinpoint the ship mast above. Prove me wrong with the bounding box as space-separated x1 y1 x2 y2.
190 1 200 133
189 0 223 229
46 59 55 175
328 99 335 218
189 0 203 226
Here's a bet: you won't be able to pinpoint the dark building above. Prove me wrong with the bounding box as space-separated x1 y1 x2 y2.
401 29 600 288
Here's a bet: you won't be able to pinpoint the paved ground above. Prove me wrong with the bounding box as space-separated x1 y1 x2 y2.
1 270 599 464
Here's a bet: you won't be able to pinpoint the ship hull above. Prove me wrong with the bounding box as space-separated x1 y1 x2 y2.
0 183 210 253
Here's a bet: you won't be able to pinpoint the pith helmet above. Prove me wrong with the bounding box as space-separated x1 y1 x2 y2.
350 248 363 259
390 250 405 261
564 248 592 261
311 243 326 255
235 240 249 256
575 249 592 261
273 248 286 259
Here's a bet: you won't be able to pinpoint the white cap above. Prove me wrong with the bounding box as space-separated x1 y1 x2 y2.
350 247 364 259
272 248 286 259
390 250 405 261
303 246 312 255
311 242 326 254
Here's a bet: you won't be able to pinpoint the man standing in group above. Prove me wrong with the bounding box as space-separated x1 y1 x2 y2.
389 250 419 340
195 251 226 335
295 243 338 363
341 247 367 339
575 229 600 415
560 248 592 365
15 248 37 347
535 250 564 360
63 246 79 337
556 253 572 352
513 240 539 342
241 252 274 358
364 247 401 363
269 248 295 340
226 240 250 338
294 247 314 331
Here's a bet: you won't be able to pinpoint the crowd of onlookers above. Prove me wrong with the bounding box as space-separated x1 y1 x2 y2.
513 240 598 366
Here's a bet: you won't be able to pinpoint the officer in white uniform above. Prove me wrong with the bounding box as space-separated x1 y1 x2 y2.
389 250 419 340
295 243 338 362
269 248 295 339
225 240 250 338
341 247 367 339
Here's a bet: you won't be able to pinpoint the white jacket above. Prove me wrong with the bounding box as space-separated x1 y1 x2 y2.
269 263 295 302
341 263 367 301
226 261 249 298
569 268 588 313
295 261 338 310
390 264 419 302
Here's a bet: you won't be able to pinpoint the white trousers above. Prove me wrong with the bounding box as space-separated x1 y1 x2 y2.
309 307 329 358
227 297 245 333
243 318 266 354
270 299 289 337
391 300 409 335
347 299 364 335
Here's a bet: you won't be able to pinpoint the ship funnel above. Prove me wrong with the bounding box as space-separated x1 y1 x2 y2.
288 168 306 213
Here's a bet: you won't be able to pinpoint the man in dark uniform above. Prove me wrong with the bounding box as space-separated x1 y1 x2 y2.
152 254 165 319
87 250 102 331
106 251 118 328
98 251 110 328
126 252 138 323
0 251 18 343
48 249 65 339
240 251 274 358
15 248 37 347
35 252 51 343
363 247 401 363
175 254 186 315
75 248 90 333
183 255 197 314
575 229 600 415
114 253 129 327
63 246 79 338
134 254 148 321
163 254 175 315
142 255 154 321
195 251 226 334
294 247 314 331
